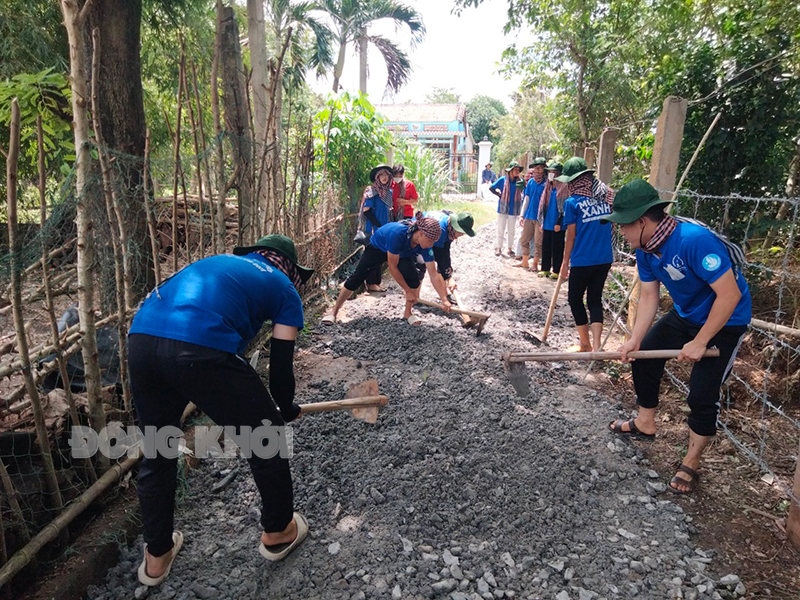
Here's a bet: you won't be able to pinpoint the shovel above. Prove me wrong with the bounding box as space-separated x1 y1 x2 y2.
299 379 387 424
415 298 491 335
502 348 721 397
451 289 475 329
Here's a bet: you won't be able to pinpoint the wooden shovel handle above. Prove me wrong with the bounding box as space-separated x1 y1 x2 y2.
541 276 564 342
505 348 721 363
416 298 490 319
450 289 473 326
299 396 388 413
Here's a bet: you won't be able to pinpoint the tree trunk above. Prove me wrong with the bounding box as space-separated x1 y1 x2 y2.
248 0 270 231
576 56 589 145
212 1 226 253
762 137 800 249
358 30 367 95
220 5 254 246
59 0 109 471
332 37 348 92
87 0 153 302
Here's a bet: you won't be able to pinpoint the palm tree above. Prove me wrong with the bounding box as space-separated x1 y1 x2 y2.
313 0 425 96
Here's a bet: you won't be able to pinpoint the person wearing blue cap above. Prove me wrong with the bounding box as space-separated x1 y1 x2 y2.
128 235 314 586
604 179 751 495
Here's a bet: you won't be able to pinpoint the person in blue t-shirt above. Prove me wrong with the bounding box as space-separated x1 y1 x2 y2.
324 216 451 325
516 157 548 269
358 164 394 292
127 235 314 586
416 210 476 294
538 163 569 279
604 179 751 495
490 161 524 256
558 157 614 352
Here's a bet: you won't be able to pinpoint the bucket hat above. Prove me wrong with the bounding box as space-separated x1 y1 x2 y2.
505 161 523 172
555 157 595 183
531 157 547 167
601 179 672 225
547 162 563 172
450 212 476 237
369 164 393 182
233 234 314 283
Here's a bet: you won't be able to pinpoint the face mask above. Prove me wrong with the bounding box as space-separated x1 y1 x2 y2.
548 172 555 181
393 176 402 183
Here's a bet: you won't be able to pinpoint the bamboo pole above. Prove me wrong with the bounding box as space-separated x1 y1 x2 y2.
7 99 65 517
59 0 109 471
0 458 30 546
186 61 207 259
505 348 720 362
91 29 132 415
191 61 215 256
38 115 97 485
170 39 186 273
212 0 226 253
142 130 162 285
751 318 800 339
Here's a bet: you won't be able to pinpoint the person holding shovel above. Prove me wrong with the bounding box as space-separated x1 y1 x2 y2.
516 157 548 270
324 215 451 325
603 179 751 494
418 209 477 291
358 164 394 292
558 157 614 352
490 161 525 257
127 235 314 586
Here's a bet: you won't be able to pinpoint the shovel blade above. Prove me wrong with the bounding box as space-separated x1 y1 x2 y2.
504 359 530 397
350 406 380 423
347 380 381 423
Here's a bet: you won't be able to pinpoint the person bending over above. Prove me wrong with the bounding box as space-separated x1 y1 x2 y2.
418 210 476 294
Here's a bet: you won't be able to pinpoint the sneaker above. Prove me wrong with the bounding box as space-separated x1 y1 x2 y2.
549 272 559 280
537 270 550 278
494 249 501 256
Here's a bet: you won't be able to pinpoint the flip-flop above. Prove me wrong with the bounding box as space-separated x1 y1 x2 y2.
259 513 309 562
367 286 387 293
407 315 422 326
609 418 656 441
138 531 184 586
669 465 700 494
321 314 336 325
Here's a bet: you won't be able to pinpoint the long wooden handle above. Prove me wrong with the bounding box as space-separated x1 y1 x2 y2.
299 396 388 413
505 348 721 363
541 276 564 342
416 298 489 319
451 289 472 326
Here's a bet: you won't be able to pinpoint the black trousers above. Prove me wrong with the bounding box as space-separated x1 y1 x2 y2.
416 243 453 282
541 229 566 273
129 334 293 557
345 244 420 291
632 310 748 436
567 263 611 326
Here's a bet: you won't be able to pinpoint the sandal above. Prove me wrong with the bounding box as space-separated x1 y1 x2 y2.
669 465 700 495
367 286 387 293
321 314 336 325
609 418 656 441
138 531 184 586
537 271 550 278
259 513 309 562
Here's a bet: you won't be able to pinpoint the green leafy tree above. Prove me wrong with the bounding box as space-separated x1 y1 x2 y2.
492 89 559 169
466 95 506 144
312 0 425 96
424 87 460 103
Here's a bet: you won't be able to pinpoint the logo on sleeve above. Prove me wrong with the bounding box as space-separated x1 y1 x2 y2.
702 254 722 271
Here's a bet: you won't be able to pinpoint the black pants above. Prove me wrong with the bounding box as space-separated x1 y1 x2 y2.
416 243 452 282
568 263 611 326
129 334 293 557
344 244 419 291
632 310 748 436
541 229 566 273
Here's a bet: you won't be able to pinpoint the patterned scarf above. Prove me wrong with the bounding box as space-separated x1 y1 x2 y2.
532 171 545 184
413 213 442 242
256 249 302 288
370 168 394 209
642 215 678 254
498 176 523 216
568 173 594 198
395 177 406 200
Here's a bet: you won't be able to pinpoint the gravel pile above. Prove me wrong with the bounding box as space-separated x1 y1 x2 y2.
87 221 745 600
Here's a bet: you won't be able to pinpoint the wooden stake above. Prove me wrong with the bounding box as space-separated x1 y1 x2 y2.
39 115 97 484
142 130 162 284
189 60 210 258
0 458 30 547
212 0 226 253
7 98 65 515
171 38 186 272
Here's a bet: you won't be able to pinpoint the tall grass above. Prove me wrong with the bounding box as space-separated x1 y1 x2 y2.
392 141 450 211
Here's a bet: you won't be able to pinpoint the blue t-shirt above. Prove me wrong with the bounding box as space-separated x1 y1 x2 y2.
636 222 751 326
490 176 522 215
129 254 304 354
363 193 391 235
542 189 560 230
563 194 613 267
423 210 451 248
370 221 436 263
523 179 545 221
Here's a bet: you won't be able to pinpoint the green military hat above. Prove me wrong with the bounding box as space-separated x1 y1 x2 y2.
233 234 315 283
531 156 547 167
505 161 523 172
601 179 672 225
449 211 476 237
555 157 595 183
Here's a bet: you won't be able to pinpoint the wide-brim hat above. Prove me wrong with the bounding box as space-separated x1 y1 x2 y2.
555 156 595 182
547 162 563 172
369 164 393 182
601 179 673 225
233 234 315 283
450 211 476 237
531 156 547 167
505 161 523 172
